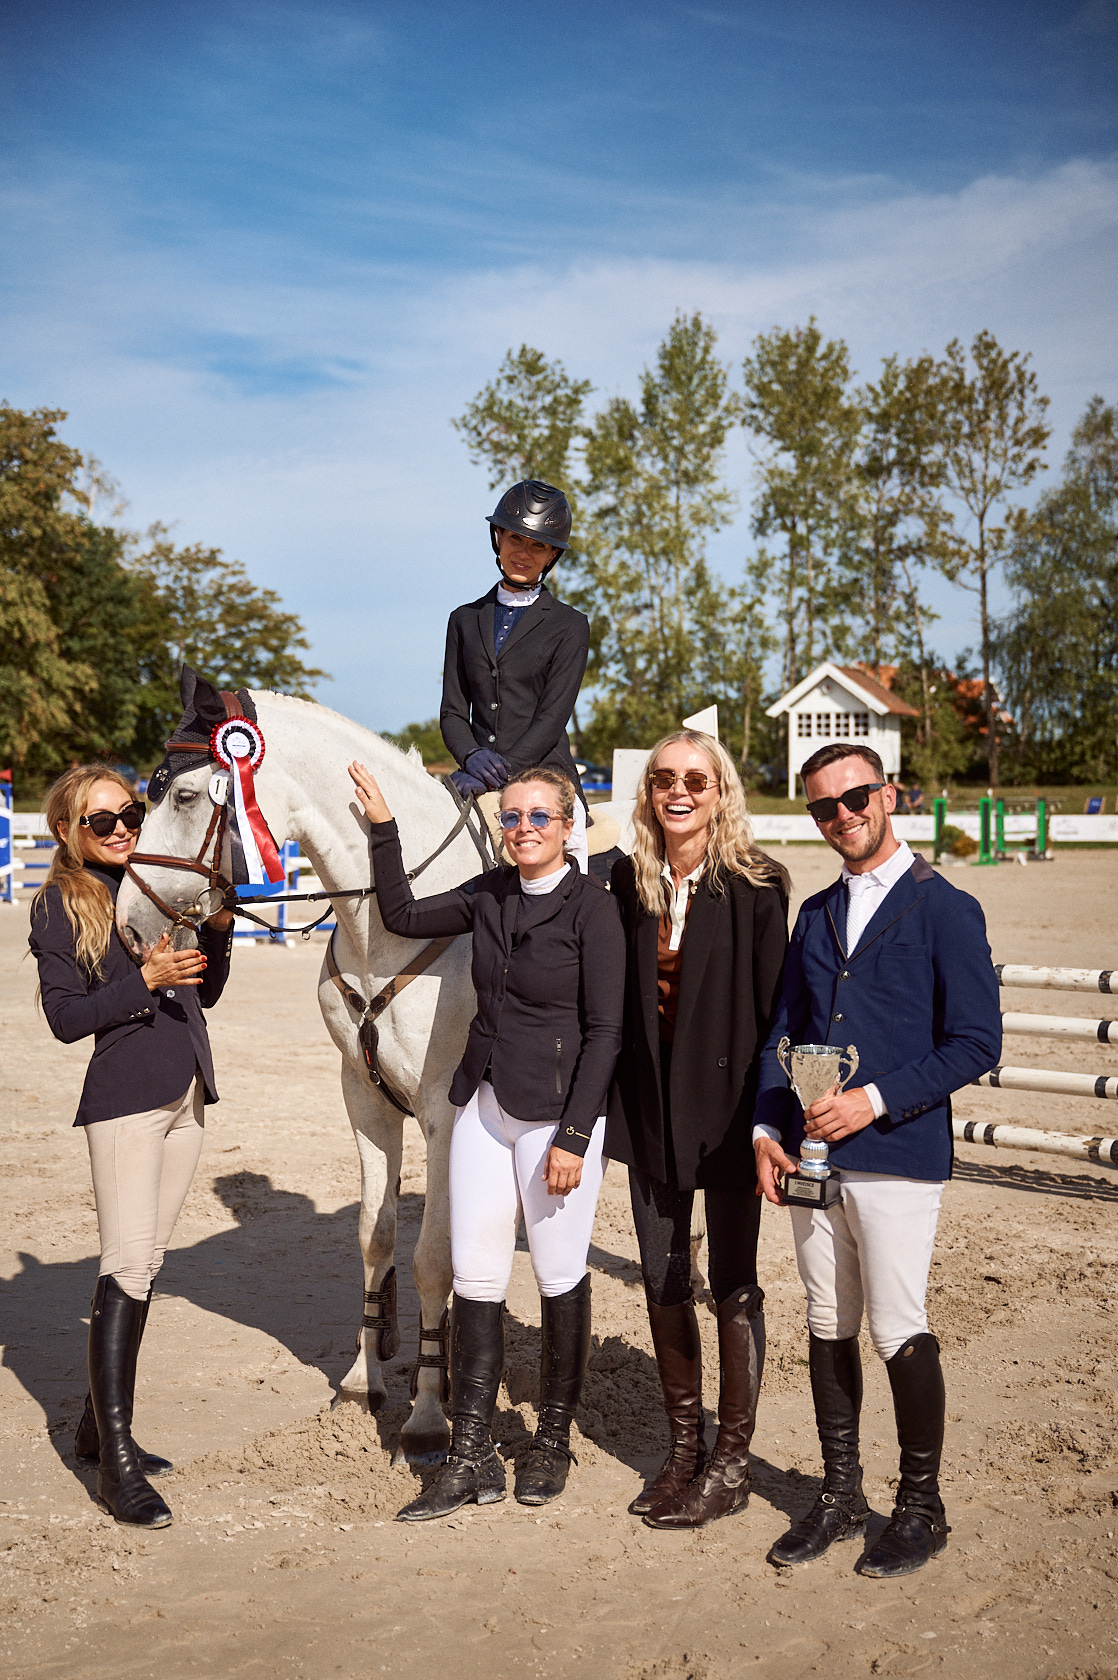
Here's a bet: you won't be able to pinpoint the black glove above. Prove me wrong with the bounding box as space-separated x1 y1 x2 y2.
465 749 510 791
449 767 488 797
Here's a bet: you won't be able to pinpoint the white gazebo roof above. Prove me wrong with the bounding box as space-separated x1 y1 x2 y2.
766 662 919 720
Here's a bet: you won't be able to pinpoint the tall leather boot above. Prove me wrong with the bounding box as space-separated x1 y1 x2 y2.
76 1285 172 1476
859 1332 949 1578
396 1294 506 1522
644 1285 764 1530
88 1276 172 1528
629 1294 706 1517
515 1275 591 1506
768 1334 870 1566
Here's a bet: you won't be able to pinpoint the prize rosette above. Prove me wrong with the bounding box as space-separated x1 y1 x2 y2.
210 717 284 885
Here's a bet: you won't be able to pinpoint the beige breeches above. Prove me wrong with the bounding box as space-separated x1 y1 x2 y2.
85 1077 205 1301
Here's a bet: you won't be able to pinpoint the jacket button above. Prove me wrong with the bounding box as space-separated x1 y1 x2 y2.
832 1012 843 1022
840 970 850 980
717 1057 728 1068
166 988 176 998
489 702 498 710
488 734 496 743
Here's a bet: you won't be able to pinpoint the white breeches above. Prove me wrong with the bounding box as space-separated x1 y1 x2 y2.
85 1078 205 1301
449 1081 606 1303
789 1170 944 1361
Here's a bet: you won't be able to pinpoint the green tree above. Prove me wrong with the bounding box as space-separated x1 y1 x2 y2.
452 344 592 496
576 312 745 752
127 530 328 749
741 320 861 691
936 331 1050 784
0 405 96 767
382 717 449 766
842 353 960 757
995 397 1118 782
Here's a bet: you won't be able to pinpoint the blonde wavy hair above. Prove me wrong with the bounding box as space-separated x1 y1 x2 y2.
32 766 138 975
631 731 790 916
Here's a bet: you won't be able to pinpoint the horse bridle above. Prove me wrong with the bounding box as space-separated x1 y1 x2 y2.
123 690 245 933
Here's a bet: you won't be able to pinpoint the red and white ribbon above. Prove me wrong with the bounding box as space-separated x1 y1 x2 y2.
210 718 284 885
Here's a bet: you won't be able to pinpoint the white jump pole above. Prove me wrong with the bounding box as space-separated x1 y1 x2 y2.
954 1119 1118 1166
974 1065 1118 1099
995 964 1115 994
1002 1011 1118 1045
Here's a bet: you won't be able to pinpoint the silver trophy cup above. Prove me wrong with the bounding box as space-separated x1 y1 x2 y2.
775 1039 860 1208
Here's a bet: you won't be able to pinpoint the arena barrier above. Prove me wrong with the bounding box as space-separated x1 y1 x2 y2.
958 962 1118 1169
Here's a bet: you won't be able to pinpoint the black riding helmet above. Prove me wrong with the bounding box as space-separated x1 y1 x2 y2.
487 480 571 587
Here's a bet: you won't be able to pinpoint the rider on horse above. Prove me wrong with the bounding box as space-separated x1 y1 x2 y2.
439 480 591 870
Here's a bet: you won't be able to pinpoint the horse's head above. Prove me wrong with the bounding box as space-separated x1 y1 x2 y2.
116 668 242 959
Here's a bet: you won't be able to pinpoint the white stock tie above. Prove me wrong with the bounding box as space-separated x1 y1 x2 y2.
845 873 877 953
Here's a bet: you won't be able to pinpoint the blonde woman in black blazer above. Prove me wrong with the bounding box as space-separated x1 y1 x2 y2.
607 731 789 1530
29 766 232 1531
348 759 624 1520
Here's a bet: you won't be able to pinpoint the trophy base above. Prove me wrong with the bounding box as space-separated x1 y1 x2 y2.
780 1173 841 1210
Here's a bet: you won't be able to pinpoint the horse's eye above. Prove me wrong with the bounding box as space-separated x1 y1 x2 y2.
175 789 199 807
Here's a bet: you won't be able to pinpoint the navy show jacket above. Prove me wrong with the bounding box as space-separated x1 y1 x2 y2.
440 584 590 798
29 862 232 1125
754 854 1001 1181
369 820 624 1153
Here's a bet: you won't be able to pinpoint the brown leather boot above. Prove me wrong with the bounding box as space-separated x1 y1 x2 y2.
644 1285 764 1530
629 1297 707 1517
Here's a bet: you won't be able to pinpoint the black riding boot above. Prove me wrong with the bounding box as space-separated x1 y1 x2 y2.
396 1295 506 1522
859 1333 949 1577
515 1275 592 1506
769 1334 870 1566
76 1285 172 1476
88 1277 172 1528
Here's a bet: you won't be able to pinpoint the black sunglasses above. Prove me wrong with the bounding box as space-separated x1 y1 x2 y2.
79 800 145 838
805 782 885 824
498 808 563 831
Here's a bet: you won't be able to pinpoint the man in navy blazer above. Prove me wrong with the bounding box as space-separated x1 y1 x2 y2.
754 741 1000 1580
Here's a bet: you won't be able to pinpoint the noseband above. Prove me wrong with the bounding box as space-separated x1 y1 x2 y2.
124 691 246 932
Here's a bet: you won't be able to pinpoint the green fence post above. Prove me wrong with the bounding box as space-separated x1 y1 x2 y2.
1032 796 1049 859
933 796 947 866
975 795 998 865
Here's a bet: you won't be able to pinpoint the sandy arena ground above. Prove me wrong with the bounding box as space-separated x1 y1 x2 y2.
2 846 1117 1680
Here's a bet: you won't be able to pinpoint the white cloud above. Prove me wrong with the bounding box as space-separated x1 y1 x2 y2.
2 156 1115 727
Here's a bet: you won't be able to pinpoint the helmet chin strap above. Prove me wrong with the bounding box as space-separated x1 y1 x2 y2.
494 552 559 590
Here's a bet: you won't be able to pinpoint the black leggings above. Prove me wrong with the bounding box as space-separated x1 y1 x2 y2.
628 1166 761 1308
628 1038 761 1308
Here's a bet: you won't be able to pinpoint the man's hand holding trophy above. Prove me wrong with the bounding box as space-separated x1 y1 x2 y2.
774 1040 861 1208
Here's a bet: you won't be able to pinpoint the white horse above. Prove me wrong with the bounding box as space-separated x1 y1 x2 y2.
116 688 491 1463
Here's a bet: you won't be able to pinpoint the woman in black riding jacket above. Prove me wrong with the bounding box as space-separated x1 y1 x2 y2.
347 758 624 1518
29 765 232 1531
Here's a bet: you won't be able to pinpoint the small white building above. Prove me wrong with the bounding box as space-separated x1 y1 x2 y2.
766 662 920 800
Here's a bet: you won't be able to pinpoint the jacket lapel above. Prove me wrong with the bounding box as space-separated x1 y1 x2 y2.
515 867 580 938
671 883 719 1051
848 866 926 958
497 586 551 662
499 872 520 953
824 877 849 961
636 907 661 1061
478 587 498 666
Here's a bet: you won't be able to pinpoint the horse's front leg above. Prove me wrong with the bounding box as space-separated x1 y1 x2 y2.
334 1062 403 1415
396 1093 454 1465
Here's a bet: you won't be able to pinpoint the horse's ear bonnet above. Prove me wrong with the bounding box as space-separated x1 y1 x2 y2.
147 666 258 803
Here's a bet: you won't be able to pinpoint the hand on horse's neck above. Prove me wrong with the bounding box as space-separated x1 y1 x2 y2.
663 827 709 886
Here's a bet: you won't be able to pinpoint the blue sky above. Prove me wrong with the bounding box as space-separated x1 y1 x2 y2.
2 0 1116 731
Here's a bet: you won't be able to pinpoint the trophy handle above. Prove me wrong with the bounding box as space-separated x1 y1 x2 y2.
835 1044 860 1092
776 1037 791 1082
